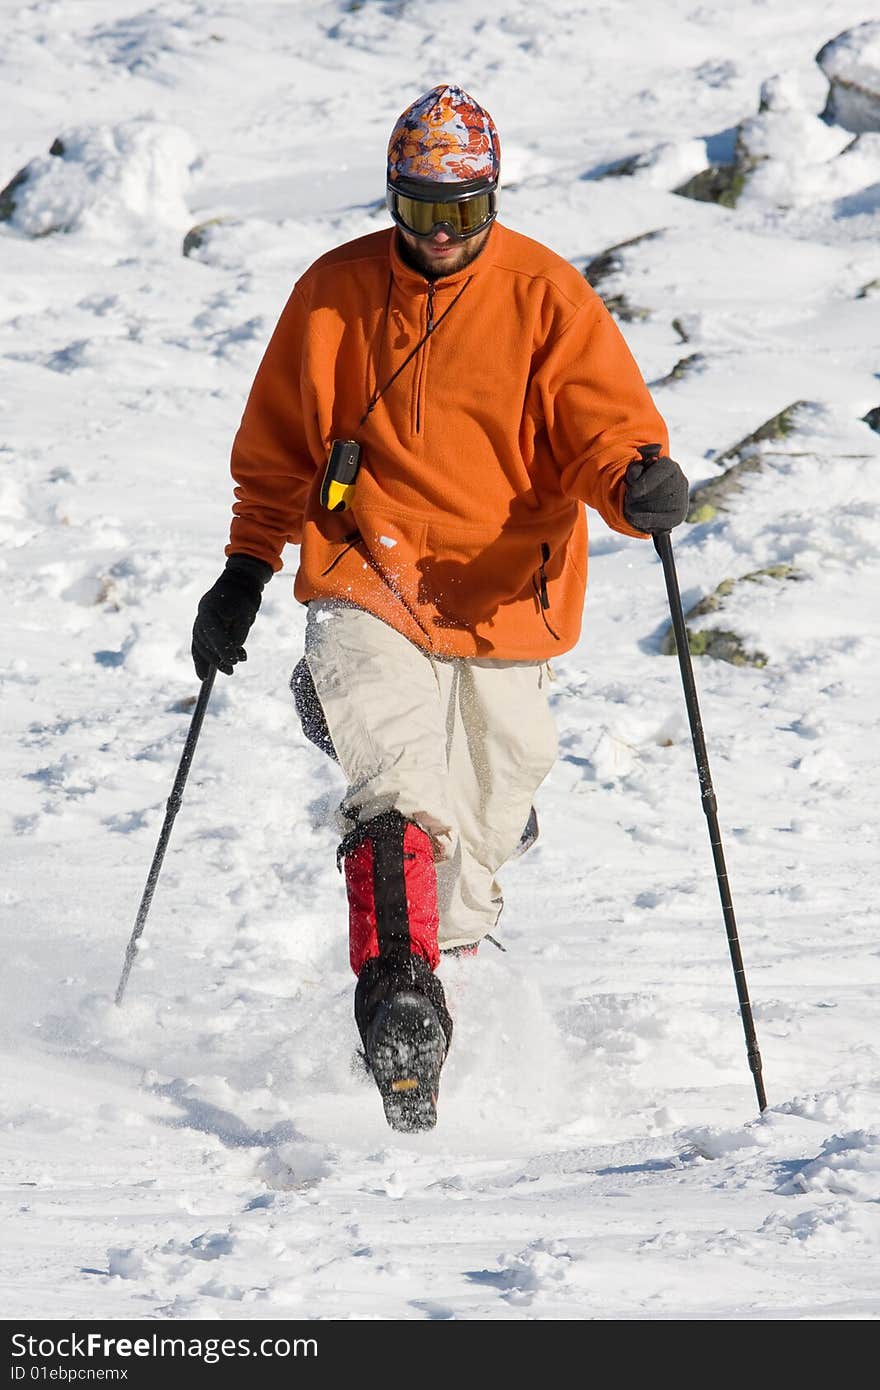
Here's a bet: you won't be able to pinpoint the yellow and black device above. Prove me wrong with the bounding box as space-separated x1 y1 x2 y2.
320 439 361 512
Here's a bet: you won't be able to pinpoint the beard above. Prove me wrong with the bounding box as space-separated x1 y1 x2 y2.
397 225 492 280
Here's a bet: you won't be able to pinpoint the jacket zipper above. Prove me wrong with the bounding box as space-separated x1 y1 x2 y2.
414 282 435 435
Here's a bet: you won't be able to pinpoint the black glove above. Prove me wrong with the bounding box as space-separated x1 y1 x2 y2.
623 446 689 533
192 554 273 679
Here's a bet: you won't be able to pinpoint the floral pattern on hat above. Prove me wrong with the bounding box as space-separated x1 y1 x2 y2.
387 85 500 185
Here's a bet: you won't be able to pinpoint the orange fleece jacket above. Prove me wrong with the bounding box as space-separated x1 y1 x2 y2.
226 222 669 659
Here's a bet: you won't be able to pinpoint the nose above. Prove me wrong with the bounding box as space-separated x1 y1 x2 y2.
431 227 451 244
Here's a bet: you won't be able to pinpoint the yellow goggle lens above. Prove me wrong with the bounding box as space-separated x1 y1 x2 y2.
392 190 494 238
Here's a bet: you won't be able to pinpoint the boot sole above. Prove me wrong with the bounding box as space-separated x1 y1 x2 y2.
366 992 447 1133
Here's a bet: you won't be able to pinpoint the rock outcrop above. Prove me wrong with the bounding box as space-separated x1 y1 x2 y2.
817 22 880 133
662 565 804 667
687 401 816 522
582 230 662 322
0 120 194 239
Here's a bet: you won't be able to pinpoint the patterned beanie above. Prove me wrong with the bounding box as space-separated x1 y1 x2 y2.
387 85 500 186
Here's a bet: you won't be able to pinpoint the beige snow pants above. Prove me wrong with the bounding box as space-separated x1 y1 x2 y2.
303 599 558 950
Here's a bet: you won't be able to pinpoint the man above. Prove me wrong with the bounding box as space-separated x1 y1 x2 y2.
192 86 688 1134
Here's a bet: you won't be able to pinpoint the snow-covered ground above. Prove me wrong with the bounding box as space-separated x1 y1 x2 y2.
2 0 879 1321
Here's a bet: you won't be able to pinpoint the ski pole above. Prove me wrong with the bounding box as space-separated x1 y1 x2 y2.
115 667 217 1005
653 530 767 1113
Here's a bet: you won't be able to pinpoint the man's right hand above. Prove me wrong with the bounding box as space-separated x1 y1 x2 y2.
191 554 273 679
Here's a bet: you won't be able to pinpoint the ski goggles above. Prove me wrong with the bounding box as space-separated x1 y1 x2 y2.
387 179 497 240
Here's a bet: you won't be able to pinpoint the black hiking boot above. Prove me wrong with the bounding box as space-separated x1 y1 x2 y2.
355 956 453 1133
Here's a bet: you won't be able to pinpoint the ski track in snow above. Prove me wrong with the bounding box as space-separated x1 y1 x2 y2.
2 0 879 1320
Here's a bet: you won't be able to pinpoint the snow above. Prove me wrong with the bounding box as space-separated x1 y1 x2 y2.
2 0 880 1323
5 119 196 240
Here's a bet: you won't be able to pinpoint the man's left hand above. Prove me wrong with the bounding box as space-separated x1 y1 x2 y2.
623 451 689 533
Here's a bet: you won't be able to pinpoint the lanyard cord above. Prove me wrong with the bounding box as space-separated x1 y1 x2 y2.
358 273 474 428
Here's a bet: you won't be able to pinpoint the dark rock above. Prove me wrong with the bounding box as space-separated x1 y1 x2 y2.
682 627 767 666
582 229 662 322
662 565 803 666
713 400 814 466
172 695 198 713
649 353 707 389
0 166 30 222
862 406 880 433
1 136 65 224
587 152 648 180
686 456 764 523
182 216 226 257
687 401 815 521
582 229 663 292
672 163 748 208
672 100 783 208
601 294 651 323
817 24 880 133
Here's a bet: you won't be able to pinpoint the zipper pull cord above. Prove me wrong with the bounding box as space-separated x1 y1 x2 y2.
533 543 561 640
538 542 551 610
